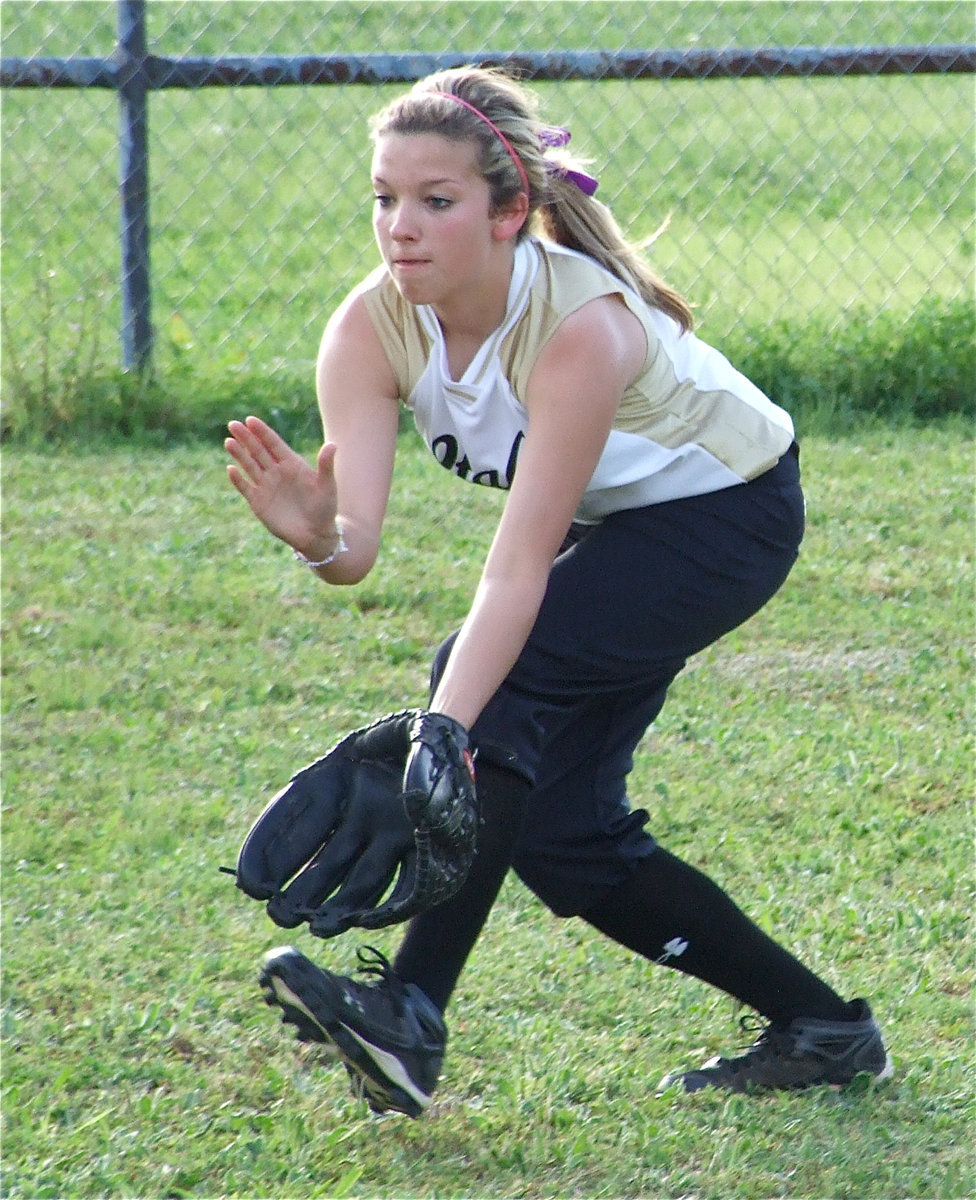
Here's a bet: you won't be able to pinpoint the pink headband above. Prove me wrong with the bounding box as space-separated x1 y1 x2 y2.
429 91 531 196
428 92 600 198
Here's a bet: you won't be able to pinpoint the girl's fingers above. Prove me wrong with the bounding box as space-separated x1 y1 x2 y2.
227 419 281 473
226 464 250 497
244 415 290 463
224 435 260 480
315 441 338 478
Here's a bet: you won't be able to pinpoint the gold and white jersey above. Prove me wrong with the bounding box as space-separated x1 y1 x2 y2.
358 237 794 523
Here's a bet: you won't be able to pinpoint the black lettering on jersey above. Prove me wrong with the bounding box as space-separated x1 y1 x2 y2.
431 433 459 470
431 430 524 491
503 431 524 485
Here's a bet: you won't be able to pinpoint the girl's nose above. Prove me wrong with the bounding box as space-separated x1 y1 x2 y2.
389 203 418 240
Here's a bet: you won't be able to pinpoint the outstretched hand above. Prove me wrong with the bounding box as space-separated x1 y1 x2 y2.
225 415 339 557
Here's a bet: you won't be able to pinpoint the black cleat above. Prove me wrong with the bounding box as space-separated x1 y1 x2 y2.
260 945 446 1118
660 1000 893 1094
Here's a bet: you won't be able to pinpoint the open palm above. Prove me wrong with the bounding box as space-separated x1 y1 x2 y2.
225 415 339 556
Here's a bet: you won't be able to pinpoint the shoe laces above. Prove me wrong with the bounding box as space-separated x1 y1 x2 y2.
353 945 400 985
738 1013 773 1044
719 1015 793 1073
346 946 414 1019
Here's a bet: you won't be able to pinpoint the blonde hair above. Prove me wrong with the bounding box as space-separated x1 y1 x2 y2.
370 66 693 333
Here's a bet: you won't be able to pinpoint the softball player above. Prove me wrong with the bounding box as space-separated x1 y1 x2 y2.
225 66 890 1117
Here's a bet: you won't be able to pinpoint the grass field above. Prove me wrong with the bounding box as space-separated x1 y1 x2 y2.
1 421 972 1199
2 3 974 1195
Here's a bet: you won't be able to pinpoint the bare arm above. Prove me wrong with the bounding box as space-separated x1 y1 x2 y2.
430 294 647 729
225 292 400 584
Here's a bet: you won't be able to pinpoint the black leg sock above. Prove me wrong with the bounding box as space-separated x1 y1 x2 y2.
582 847 852 1025
393 763 529 1013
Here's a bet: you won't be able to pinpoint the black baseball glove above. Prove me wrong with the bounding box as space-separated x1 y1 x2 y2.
231 709 478 938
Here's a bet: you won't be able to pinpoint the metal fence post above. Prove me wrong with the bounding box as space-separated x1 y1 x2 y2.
117 0 152 373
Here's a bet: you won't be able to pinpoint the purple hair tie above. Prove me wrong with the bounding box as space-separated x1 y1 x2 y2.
539 125 599 195
539 126 572 149
548 164 600 196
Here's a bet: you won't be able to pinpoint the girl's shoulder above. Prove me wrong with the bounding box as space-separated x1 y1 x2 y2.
350 262 401 316
513 238 661 353
345 264 431 403
529 238 657 328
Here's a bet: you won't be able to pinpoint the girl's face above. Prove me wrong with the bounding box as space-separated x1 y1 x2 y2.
371 133 518 313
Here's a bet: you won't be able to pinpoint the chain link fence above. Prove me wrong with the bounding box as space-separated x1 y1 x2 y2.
1 1 973 401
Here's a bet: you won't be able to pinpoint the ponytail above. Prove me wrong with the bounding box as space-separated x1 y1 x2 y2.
537 172 694 332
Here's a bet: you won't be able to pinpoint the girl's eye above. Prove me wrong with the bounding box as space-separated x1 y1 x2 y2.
427 196 452 210
373 193 393 208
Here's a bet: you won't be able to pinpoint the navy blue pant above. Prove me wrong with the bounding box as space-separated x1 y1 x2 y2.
430 447 804 917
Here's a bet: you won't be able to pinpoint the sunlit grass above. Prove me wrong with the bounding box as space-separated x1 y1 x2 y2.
1 424 972 1198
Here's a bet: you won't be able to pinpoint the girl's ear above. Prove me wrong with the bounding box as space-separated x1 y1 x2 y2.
491 191 530 242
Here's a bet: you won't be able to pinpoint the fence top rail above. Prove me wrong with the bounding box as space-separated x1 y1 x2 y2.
3 43 975 89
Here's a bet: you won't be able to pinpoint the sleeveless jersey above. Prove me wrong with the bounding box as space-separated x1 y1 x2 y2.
357 238 794 523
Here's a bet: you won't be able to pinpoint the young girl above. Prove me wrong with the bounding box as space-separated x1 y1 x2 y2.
225 66 890 1118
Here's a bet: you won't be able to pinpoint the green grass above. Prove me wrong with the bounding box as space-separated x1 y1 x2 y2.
2 422 973 1199
3 2 967 61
